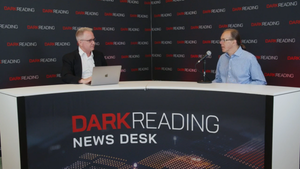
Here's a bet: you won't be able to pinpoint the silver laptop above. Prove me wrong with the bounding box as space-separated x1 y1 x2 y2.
90 65 122 86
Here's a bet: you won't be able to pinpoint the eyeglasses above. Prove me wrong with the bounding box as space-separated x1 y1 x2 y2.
220 38 234 42
80 38 96 43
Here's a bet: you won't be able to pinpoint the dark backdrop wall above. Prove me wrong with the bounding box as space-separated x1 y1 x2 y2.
0 0 151 89
0 0 300 88
152 0 300 87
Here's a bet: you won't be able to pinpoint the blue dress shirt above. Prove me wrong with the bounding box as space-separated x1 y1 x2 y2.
212 47 267 85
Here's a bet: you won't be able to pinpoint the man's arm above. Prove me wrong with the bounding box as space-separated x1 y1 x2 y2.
61 54 81 84
249 57 267 85
212 59 222 83
94 50 108 66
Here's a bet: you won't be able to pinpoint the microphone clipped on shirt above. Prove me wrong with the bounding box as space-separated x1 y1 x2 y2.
197 50 212 63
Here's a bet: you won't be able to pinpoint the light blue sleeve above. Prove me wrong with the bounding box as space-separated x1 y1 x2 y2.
212 59 222 83
249 56 267 85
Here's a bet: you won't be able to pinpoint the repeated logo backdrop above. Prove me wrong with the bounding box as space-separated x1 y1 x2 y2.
0 0 300 88
0 0 151 88
152 0 300 87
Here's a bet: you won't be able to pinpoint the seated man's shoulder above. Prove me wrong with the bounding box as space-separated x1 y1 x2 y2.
241 50 256 60
219 53 227 59
93 50 104 56
63 50 78 58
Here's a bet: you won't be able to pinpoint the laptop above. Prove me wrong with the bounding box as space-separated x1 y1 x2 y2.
90 65 122 86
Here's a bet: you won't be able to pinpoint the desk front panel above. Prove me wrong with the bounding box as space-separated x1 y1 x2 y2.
18 89 269 169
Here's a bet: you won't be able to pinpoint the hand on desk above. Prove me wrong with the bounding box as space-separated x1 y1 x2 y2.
79 77 92 84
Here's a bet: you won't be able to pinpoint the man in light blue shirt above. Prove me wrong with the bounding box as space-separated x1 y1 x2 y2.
212 29 267 85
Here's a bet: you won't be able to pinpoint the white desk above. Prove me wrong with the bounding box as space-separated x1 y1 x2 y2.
1 81 299 169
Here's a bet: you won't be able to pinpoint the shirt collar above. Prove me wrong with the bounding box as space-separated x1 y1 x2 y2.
78 47 93 58
225 46 243 58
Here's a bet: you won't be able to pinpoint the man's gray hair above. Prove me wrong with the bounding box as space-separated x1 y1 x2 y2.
76 27 93 41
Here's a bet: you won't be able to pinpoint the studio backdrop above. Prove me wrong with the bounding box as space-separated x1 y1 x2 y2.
0 0 152 88
151 0 300 86
0 0 300 88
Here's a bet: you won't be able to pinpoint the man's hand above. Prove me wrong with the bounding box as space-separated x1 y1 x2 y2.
79 77 92 84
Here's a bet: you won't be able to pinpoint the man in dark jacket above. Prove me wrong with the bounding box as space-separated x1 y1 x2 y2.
61 27 107 84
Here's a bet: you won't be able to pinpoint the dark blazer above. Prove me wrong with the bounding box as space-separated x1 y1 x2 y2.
61 49 107 84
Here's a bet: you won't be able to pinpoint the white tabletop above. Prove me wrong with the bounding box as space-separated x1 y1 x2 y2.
0 81 299 97
0 81 149 97
146 81 300 96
